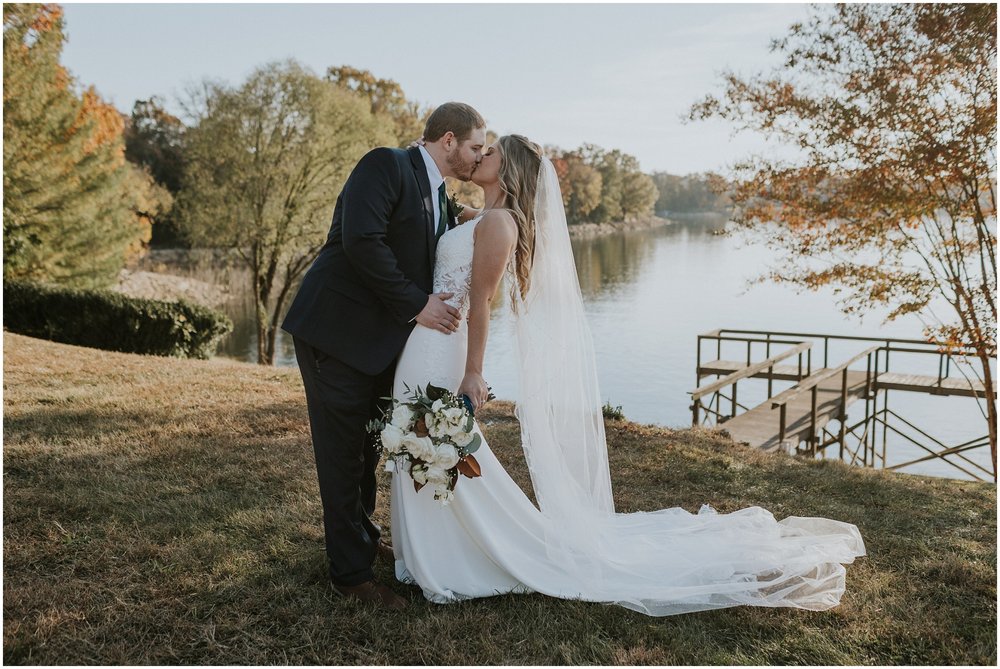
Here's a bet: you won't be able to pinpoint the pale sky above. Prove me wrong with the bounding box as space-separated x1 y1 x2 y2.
60 2 811 175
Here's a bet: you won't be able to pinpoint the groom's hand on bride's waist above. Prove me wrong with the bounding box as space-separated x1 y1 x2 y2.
414 292 461 334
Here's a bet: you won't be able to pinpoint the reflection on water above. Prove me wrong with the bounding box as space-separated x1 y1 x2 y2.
172 219 993 480
574 230 658 296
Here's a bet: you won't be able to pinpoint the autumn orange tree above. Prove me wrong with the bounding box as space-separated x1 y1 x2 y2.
3 3 166 287
689 3 997 471
546 144 658 225
551 149 603 223
326 65 428 147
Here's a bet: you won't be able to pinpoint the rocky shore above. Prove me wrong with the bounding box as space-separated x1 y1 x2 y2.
112 216 676 307
566 215 674 239
112 264 232 309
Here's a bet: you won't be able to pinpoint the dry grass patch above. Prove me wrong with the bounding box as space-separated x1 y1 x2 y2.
3 332 996 665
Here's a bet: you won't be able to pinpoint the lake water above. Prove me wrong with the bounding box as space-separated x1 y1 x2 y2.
203 219 995 482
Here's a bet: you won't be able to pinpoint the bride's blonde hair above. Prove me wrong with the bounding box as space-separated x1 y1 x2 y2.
496 134 543 307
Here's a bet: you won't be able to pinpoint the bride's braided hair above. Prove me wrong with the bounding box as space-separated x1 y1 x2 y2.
496 134 543 309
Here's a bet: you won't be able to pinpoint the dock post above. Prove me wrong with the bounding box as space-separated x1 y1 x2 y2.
810 386 819 456
779 405 787 445
839 368 848 460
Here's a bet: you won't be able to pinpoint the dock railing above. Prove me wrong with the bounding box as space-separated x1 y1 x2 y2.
697 328 936 369
693 328 996 481
866 344 995 480
690 340 812 425
769 345 880 456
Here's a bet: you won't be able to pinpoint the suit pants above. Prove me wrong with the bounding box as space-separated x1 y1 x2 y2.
293 337 395 586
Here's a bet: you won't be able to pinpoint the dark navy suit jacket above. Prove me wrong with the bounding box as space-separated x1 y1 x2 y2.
282 146 456 375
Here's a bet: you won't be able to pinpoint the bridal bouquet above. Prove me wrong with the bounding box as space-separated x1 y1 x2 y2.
369 384 482 505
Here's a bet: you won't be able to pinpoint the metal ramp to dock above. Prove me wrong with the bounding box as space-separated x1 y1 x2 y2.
689 329 996 481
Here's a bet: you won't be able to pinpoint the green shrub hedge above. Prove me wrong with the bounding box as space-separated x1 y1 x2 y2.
3 280 232 359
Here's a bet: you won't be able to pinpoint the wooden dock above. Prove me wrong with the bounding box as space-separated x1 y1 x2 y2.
700 359 993 452
711 365 869 452
875 372 990 398
689 329 997 481
691 329 996 481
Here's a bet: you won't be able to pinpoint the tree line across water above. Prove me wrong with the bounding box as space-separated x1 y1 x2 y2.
4 4 726 290
4 4 725 364
132 67 729 246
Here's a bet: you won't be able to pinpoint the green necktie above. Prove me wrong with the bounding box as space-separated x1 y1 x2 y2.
436 182 449 240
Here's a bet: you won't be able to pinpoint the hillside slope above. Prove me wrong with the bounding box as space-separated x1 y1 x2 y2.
3 332 995 665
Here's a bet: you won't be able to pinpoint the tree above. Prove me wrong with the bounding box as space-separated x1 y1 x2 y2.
574 145 657 223
124 97 185 245
124 97 185 193
326 65 428 147
581 145 625 224
689 3 997 471
4 3 152 288
176 60 395 364
551 150 602 224
122 162 172 263
620 170 658 221
651 172 732 214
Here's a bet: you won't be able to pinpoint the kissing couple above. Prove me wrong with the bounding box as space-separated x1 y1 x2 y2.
281 102 865 614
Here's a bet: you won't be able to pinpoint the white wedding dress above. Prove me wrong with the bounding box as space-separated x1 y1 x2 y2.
389 166 865 616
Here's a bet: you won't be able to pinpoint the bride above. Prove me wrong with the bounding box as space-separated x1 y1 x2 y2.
388 134 865 616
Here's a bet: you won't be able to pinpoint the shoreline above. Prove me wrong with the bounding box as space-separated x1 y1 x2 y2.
120 218 679 305
566 215 675 239
113 261 234 309
121 213 702 305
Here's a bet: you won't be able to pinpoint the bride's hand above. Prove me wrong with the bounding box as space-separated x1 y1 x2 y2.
457 372 490 410
407 137 426 149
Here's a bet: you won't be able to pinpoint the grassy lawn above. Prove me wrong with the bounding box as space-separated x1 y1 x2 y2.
3 332 995 665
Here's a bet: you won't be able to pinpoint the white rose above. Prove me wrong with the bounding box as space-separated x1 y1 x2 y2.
425 465 451 486
431 399 445 413
443 421 466 439
452 430 474 448
380 424 405 455
410 463 428 485
427 414 447 439
422 410 436 429
401 433 435 462
390 405 414 429
432 443 460 470
434 489 455 505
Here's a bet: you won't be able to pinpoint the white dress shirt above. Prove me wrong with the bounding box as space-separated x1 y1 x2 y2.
418 145 446 229
411 146 447 322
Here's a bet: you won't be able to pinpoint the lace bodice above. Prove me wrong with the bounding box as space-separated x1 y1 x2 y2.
433 213 485 318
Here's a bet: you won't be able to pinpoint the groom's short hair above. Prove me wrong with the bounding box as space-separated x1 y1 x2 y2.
423 102 485 143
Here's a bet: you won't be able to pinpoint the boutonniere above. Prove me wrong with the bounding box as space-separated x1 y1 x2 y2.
447 193 464 220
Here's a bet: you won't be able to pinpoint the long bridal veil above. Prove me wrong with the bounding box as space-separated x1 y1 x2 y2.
507 157 865 616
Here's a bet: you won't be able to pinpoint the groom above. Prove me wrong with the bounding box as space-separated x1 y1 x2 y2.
282 102 487 609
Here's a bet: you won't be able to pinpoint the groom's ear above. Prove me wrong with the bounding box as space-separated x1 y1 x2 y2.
440 131 456 151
